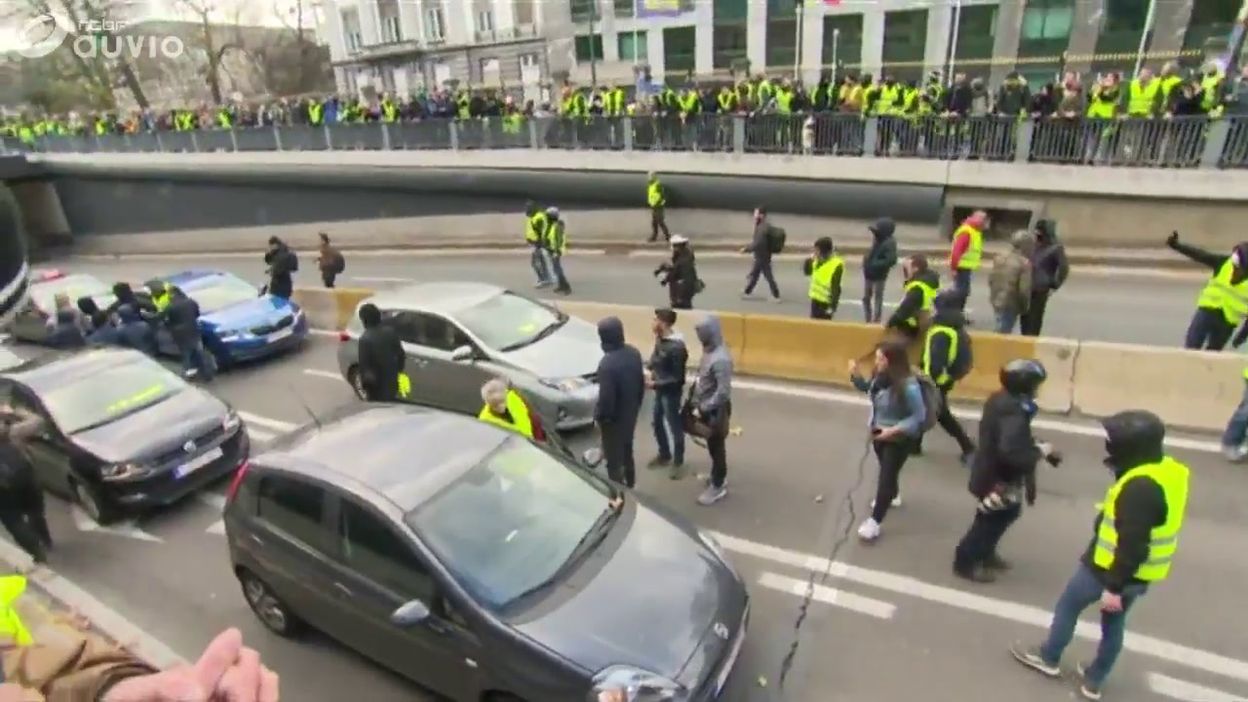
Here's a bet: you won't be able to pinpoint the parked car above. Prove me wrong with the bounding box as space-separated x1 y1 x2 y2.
6 270 114 344
225 403 748 702
0 347 250 523
155 270 308 366
336 282 601 431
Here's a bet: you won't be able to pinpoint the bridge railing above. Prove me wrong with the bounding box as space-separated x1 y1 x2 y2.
4 114 1246 169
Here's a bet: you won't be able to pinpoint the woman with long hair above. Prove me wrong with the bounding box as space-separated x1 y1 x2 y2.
848 340 927 542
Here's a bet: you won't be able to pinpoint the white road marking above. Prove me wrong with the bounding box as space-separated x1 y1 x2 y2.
248 427 276 442
1148 673 1248 702
714 532 1248 685
349 276 415 283
758 571 896 619
308 328 339 337
196 493 229 536
238 411 297 433
70 505 162 543
303 368 342 381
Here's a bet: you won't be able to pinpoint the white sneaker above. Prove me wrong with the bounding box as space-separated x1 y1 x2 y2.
1222 445 1248 462
869 494 903 509
857 518 881 541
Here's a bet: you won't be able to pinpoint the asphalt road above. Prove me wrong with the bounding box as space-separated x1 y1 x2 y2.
1 333 1244 702
54 249 1204 347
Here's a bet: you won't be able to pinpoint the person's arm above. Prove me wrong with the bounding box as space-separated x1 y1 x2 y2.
926 333 951 386
949 232 969 269
894 379 926 436
6 625 158 700
1167 236 1227 271
1052 244 1070 290
886 286 922 328
994 408 1042 476
595 365 618 423
699 362 731 413
828 265 844 312
1102 477 1168 594
881 239 898 270
849 370 871 393
1018 263 1033 313
802 257 814 276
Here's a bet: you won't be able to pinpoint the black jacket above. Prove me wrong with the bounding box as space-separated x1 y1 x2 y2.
1081 469 1168 594
593 317 645 427
660 247 699 304
647 332 688 392
161 295 203 348
744 220 776 262
924 305 970 390
862 220 898 281
887 269 940 331
969 390 1041 501
358 325 406 401
1031 219 1070 293
265 245 298 298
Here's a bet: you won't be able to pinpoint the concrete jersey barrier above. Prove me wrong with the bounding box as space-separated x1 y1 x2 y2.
292 287 1234 433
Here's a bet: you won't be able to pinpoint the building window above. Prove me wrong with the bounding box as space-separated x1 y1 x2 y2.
1017 0 1072 77
380 14 402 43
515 0 535 25
571 0 596 23
479 57 501 82
882 8 928 81
618 30 648 61
765 0 797 69
477 9 495 33
614 0 634 18
574 34 605 62
713 0 747 23
341 8 363 51
821 13 862 70
663 25 696 74
953 4 996 68
713 23 747 70
425 6 446 41
519 52 540 67
1092 0 1149 74
1182 0 1239 65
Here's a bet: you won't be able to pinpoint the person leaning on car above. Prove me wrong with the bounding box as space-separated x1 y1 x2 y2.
356 303 406 402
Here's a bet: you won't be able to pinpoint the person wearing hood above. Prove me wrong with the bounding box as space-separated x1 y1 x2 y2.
106 282 157 355
861 218 898 323
76 296 120 346
263 236 298 299
954 359 1057 583
594 317 645 488
159 286 215 382
1013 410 1187 702
949 210 989 304
886 254 940 340
544 206 571 295
655 235 700 309
524 200 553 287
691 316 733 506
740 207 782 302
1167 230 1248 350
994 72 1031 118
921 290 976 464
645 308 689 478
803 236 843 319
988 230 1036 334
1021 219 1069 337
356 303 407 402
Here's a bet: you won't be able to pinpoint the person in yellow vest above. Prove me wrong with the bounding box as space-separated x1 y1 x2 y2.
1220 358 1248 460
544 206 571 295
1014 410 1187 701
885 254 940 341
949 209 988 304
145 279 172 312
716 85 738 114
1166 230 1248 350
1199 62 1225 117
1084 73 1121 162
646 171 670 243
380 94 399 122
524 200 553 287
1158 61 1184 107
803 236 843 320
478 378 544 441
919 289 976 463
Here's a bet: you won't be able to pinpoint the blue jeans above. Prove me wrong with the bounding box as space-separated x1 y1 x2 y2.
1038 563 1147 687
953 268 973 304
530 243 552 284
180 340 216 381
549 253 569 290
995 310 1019 334
652 387 684 464
1222 380 1248 448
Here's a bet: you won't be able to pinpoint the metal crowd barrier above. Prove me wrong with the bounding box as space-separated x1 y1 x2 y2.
5 114 1246 169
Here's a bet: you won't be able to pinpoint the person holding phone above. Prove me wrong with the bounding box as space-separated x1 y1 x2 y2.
848 341 927 542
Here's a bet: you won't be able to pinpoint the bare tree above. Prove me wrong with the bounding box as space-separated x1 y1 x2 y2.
272 0 325 95
175 0 245 104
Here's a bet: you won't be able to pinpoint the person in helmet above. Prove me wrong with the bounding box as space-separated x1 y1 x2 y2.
953 359 1059 583
1013 410 1188 702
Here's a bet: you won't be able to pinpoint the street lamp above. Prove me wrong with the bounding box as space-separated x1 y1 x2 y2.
793 3 804 81
832 27 840 79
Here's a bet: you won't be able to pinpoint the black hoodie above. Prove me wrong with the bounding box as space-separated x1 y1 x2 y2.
1030 219 1070 293
862 218 898 281
924 300 971 389
593 317 645 427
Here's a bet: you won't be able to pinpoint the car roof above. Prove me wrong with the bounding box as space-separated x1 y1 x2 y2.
3 347 161 394
30 272 108 289
367 281 506 316
256 403 511 511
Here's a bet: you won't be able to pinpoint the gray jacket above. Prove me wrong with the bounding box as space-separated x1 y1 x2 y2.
693 316 733 414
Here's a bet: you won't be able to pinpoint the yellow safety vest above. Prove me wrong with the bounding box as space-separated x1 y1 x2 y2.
152 289 171 312
217 109 232 128
525 211 548 244
923 324 959 386
382 101 399 122
1196 259 1248 324
309 103 324 125
1160 75 1183 103
647 180 665 208
1086 88 1118 119
1092 456 1189 582
477 390 534 438
717 91 737 112
0 575 32 646
775 88 794 115
1127 78 1161 117
953 224 983 271
807 256 843 305
397 372 411 398
876 84 902 115
1201 74 1223 114
546 220 568 255
900 279 938 328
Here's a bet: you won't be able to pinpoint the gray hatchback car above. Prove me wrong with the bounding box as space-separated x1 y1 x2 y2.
336 282 602 430
224 403 749 702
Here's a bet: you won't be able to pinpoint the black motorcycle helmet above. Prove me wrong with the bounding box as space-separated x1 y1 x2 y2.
1102 410 1166 471
1000 359 1047 397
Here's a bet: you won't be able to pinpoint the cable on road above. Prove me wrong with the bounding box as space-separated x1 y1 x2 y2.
777 436 873 692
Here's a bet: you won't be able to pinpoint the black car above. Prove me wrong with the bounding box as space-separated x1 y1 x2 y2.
224 403 749 702
0 347 249 523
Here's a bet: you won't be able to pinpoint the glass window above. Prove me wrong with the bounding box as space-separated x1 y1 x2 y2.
257 475 326 548
340 499 434 600
405 437 614 610
28 274 113 314
713 23 747 70
614 0 635 18
384 310 470 352
822 13 863 69
574 34 605 62
765 17 796 68
40 355 188 434
181 274 257 314
882 8 928 81
455 293 566 351
425 7 445 40
570 0 596 22
1092 0 1148 73
1182 0 1240 60
1021 0 1073 41
713 0 747 23
663 25 696 73
954 4 997 65
618 30 648 61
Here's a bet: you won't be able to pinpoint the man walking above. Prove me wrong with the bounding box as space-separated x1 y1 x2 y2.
263 236 298 299
1021 219 1068 337
647 172 671 243
356 303 407 402
741 207 782 302
316 232 345 289
804 237 844 319
920 290 976 464
988 230 1035 334
693 316 734 506
862 218 898 323
646 309 689 479
594 317 645 488
1013 410 1186 701
949 210 989 304
0 403 53 563
524 201 553 288
545 207 571 295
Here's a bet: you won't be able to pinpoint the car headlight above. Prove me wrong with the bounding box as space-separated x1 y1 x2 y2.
223 411 241 433
100 462 151 482
589 666 688 702
541 376 590 393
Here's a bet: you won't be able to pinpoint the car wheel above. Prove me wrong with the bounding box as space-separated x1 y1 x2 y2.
72 479 118 525
347 366 366 400
239 570 302 637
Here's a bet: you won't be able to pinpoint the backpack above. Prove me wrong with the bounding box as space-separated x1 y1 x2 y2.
332 251 346 274
768 226 786 254
288 250 299 272
912 373 944 433
948 329 973 382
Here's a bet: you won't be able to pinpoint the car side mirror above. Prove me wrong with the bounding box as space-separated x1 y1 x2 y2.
450 345 475 363
390 599 431 628
582 448 603 468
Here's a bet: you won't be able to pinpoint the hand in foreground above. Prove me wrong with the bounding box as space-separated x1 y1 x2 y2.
1099 591 1124 613
103 628 279 702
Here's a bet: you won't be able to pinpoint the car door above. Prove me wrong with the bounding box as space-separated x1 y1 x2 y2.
7 386 76 497
406 312 494 416
323 494 486 701
379 310 434 403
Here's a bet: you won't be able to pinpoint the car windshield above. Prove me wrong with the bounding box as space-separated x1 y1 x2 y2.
456 292 567 351
41 356 189 434
183 275 258 313
29 275 112 312
405 437 612 611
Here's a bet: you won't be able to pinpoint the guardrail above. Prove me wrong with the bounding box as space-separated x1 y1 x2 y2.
6 113 1246 170
293 287 1243 433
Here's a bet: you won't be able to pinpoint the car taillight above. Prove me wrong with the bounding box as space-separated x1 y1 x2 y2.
338 331 350 342
225 460 250 503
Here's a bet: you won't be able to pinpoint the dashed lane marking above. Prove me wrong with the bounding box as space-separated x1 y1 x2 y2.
713 532 1248 685
303 368 342 381
1148 673 1248 701
238 411 297 433
758 571 896 619
197 493 228 536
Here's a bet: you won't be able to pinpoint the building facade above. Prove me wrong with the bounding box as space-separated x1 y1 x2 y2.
570 0 1244 88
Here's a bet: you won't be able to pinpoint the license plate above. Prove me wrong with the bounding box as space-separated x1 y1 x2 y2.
267 328 293 342
715 618 746 696
176 447 223 478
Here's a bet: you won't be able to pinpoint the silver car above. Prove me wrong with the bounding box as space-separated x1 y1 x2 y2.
337 283 602 431
7 271 116 344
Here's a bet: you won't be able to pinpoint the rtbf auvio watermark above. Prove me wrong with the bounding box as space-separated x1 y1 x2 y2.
16 13 185 61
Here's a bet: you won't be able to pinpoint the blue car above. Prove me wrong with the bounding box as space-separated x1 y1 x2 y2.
156 270 308 366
